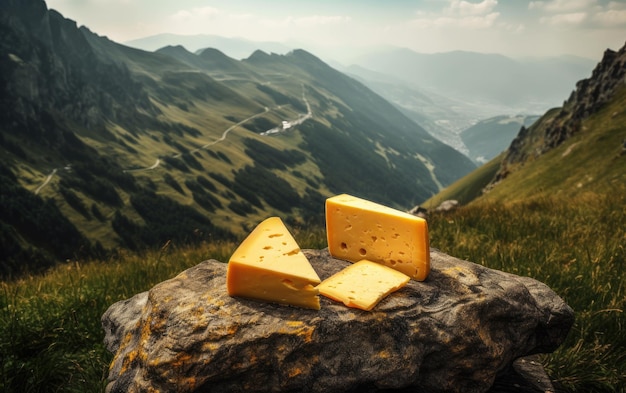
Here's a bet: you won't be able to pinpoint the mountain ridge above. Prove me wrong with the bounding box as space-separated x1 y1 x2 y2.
124 32 293 59
0 0 475 275
423 41 626 208
352 47 595 109
489 42 626 189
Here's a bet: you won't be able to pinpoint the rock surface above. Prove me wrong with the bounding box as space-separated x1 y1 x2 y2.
102 248 574 393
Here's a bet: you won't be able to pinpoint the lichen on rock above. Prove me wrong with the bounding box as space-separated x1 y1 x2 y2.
102 248 573 393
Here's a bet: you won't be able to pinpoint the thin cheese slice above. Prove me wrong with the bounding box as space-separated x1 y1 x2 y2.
326 194 430 281
227 217 321 310
317 260 410 311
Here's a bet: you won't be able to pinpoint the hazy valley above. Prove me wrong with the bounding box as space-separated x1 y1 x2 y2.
0 0 612 277
2 0 478 274
125 32 597 156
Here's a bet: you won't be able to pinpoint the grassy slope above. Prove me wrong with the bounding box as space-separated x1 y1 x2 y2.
418 79 626 392
421 154 502 209
1 192 624 392
423 85 626 208
23 68 326 244
428 192 625 392
475 86 626 204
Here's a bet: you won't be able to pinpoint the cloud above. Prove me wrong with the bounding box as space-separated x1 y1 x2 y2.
446 0 498 16
540 12 588 26
410 0 500 29
171 7 350 32
530 0 626 28
593 9 626 27
291 15 352 28
529 0 597 12
171 6 220 22
435 12 500 28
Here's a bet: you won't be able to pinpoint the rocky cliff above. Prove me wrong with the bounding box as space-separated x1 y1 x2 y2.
492 41 626 184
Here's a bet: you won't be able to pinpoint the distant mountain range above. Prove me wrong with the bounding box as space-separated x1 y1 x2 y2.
344 49 595 154
124 33 293 60
352 48 595 111
0 0 475 275
123 32 596 159
424 42 626 208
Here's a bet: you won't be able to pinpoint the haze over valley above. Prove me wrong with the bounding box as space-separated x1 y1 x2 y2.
125 32 597 155
44 0 623 155
1 0 625 274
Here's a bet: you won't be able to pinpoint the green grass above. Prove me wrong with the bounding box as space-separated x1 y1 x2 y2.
429 191 626 392
1 194 624 392
422 152 502 209
0 242 224 392
424 84 626 211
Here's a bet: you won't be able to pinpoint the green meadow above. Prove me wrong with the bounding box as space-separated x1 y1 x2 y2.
1 191 625 392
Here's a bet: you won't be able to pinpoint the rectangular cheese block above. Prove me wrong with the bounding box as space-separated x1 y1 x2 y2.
317 260 410 311
227 217 321 310
326 194 430 281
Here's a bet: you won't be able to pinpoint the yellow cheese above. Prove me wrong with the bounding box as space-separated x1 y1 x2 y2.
227 217 321 310
317 260 410 311
326 194 430 281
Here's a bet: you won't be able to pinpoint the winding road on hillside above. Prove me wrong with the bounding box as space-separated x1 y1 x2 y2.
34 168 57 195
123 106 272 173
261 86 312 136
126 84 311 172
33 85 313 193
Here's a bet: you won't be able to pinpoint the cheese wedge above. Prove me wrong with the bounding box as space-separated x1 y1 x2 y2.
317 260 410 311
227 217 321 310
326 194 430 281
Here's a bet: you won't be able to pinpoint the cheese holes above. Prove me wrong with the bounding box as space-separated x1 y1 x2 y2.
340 242 348 250
268 233 283 238
281 279 298 290
371 236 377 242
359 248 367 256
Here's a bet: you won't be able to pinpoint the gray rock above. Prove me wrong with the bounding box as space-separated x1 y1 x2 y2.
435 199 460 212
408 205 428 219
102 248 573 393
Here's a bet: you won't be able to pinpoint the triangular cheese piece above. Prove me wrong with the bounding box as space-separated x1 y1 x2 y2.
317 260 410 311
227 217 321 310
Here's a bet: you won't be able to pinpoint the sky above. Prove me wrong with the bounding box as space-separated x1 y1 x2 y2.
44 0 626 61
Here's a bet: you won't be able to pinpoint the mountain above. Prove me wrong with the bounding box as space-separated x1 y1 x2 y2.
423 42 626 208
340 49 593 160
343 64 475 154
124 33 293 60
353 48 595 112
460 115 540 164
122 37 596 159
0 0 475 276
